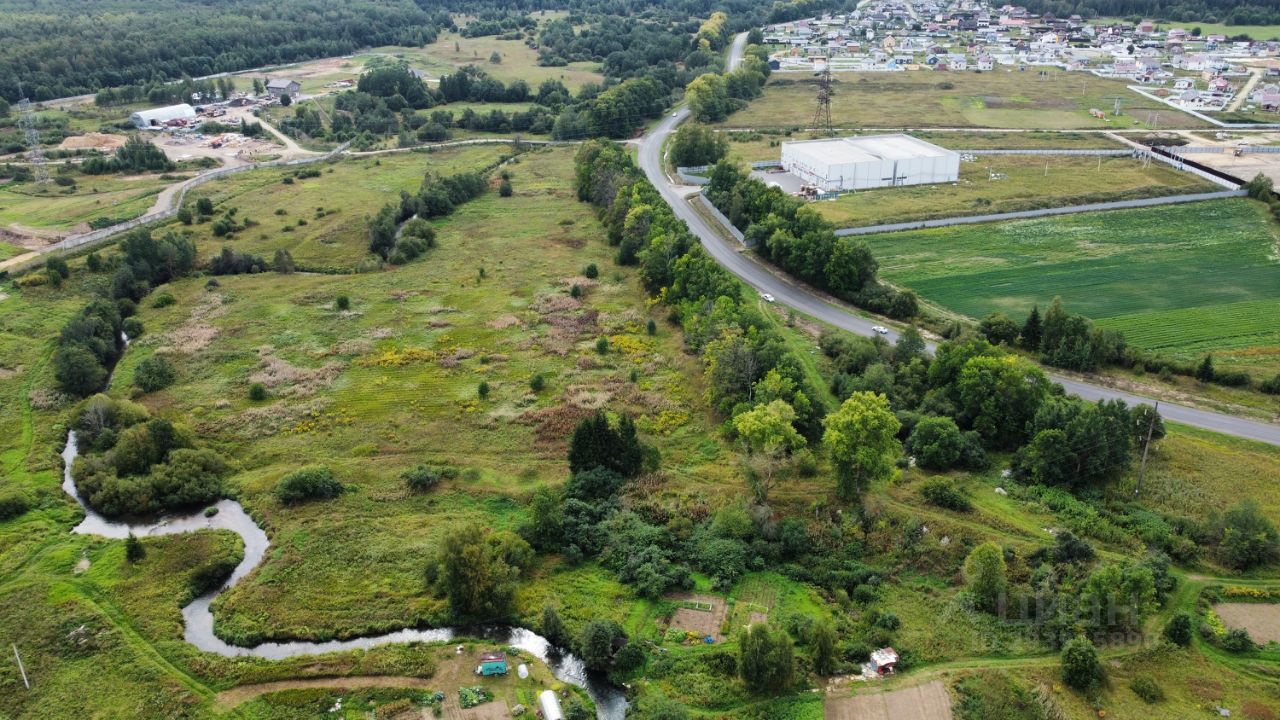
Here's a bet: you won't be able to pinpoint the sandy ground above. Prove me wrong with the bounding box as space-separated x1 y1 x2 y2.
1215 603 1280 644
667 593 729 642
824 680 953 720
1191 150 1280 184
58 133 127 152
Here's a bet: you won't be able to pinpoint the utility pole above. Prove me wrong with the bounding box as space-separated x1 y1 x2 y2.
1134 401 1159 498
12 644 29 690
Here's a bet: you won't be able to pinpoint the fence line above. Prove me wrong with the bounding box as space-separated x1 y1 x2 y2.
957 148 1133 156
833 189 1246 237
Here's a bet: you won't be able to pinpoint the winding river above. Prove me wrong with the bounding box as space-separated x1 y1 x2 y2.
59 432 628 718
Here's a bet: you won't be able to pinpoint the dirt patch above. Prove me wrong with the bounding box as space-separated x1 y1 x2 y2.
439 348 475 369
517 403 596 453
157 292 226 354
1215 603 1280 644
249 348 345 397
824 680 953 720
488 314 522 330
665 593 729 642
58 133 127 152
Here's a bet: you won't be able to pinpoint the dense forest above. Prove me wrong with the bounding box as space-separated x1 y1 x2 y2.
1022 0 1280 26
0 0 450 103
0 0 850 104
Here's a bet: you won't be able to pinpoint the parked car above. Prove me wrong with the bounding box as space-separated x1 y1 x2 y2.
871 325 889 335
760 292 775 303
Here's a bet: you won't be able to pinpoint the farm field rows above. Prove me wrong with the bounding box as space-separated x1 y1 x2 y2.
810 155 1218 227
861 198 1280 370
715 69 1211 130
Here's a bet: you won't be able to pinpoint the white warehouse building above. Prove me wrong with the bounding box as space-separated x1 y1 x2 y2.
780 134 959 192
129 104 197 129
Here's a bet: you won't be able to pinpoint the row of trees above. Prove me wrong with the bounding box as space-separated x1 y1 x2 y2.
367 170 486 262
705 161 918 319
686 44 771 122
81 136 175 176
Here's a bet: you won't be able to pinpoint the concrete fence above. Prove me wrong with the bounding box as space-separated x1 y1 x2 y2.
957 148 1134 156
695 190 744 244
1171 144 1280 155
833 189 1247 237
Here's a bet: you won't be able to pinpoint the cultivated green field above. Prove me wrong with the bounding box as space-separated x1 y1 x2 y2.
813 155 1217 227
719 70 1211 130
862 199 1280 370
370 30 604 92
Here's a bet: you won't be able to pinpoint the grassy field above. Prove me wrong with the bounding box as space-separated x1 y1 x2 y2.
861 198 1280 371
182 145 508 269
3 137 1279 719
113 147 741 642
0 173 170 234
812 155 1217 227
720 69 1210 130
1106 18 1280 40
369 30 603 93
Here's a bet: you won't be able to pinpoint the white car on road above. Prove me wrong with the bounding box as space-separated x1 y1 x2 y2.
759 292 775 303
871 325 889 335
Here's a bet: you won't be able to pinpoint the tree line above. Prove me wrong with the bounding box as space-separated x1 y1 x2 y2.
704 161 919 320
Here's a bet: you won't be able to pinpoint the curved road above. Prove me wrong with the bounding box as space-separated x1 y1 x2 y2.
638 32 1280 446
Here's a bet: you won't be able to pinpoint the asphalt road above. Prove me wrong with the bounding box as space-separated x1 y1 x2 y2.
636 32 1280 447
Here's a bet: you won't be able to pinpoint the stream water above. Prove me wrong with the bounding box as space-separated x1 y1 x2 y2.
59 431 628 718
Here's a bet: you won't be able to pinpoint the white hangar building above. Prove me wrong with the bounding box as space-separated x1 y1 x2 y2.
130 104 197 129
780 134 959 191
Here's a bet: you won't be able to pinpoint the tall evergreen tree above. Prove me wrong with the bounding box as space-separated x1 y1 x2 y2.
1021 305 1042 349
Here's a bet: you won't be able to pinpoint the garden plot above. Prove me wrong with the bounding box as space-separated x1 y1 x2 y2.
824 680 953 720
1214 603 1280 644
666 593 729 641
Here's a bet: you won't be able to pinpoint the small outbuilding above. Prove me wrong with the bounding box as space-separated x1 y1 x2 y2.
130 104 197 129
476 651 508 676
266 78 301 99
870 646 899 675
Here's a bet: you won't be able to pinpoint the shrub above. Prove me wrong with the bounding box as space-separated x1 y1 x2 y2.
1060 635 1103 690
595 337 609 354
1130 674 1165 703
133 356 176 393
570 284 582 299
499 179 513 197
647 319 657 335
530 374 545 392
1223 627 1255 653
122 317 144 338
583 263 599 279
0 491 31 521
248 383 267 401
46 255 70 279
274 466 343 504
125 533 145 562
1164 612 1193 646
478 381 490 398
919 477 971 511
403 465 443 492
335 295 350 311
151 292 176 309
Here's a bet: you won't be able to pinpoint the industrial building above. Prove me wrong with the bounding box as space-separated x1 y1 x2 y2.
130 104 197 129
780 134 959 192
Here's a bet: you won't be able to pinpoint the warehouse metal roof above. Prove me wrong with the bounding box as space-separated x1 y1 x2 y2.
782 134 954 166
